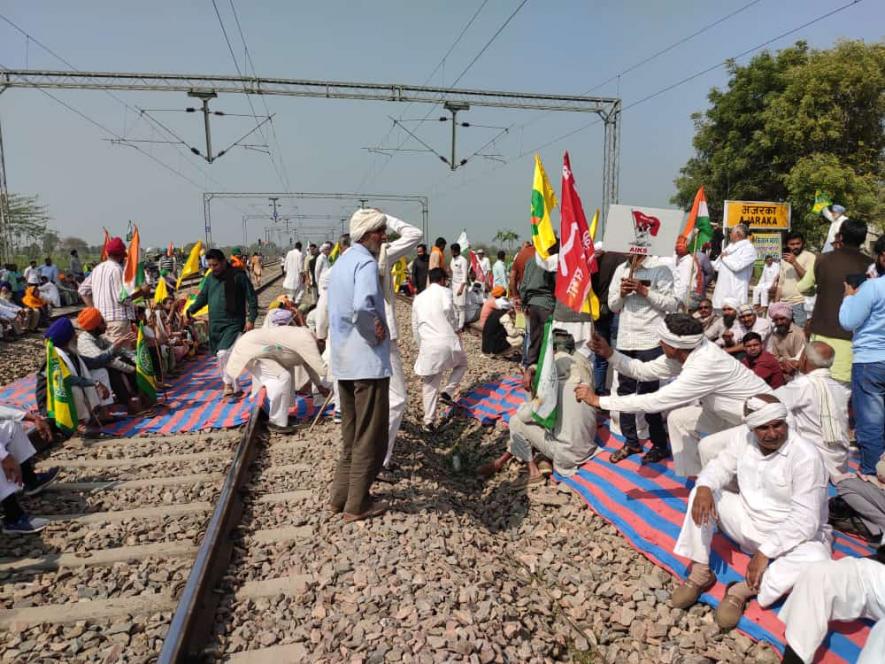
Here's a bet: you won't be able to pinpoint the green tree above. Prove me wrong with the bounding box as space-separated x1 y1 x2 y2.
6 193 51 258
672 40 884 247
493 229 520 253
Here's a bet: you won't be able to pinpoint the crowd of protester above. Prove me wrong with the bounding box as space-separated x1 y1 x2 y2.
1 202 882 660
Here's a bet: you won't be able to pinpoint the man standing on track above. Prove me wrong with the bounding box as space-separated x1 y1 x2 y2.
375 213 422 477
328 208 391 523
449 243 469 332
282 241 305 303
78 236 145 344
186 248 257 399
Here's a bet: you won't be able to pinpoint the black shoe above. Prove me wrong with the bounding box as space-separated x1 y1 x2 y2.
376 467 398 484
830 514 877 542
781 646 803 664
267 422 298 434
641 448 671 466
439 392 454 406
609 445 641 464
24 467 60 497
421 423 437 434
384 461 401 473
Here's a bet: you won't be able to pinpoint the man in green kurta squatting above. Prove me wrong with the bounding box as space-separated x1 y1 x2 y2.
186 247 258 398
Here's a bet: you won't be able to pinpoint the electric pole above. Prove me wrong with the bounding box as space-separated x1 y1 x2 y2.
268 196 280 223
0 108 10 263
187 90 219 163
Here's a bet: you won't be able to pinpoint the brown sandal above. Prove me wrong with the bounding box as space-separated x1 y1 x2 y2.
610 446 642 464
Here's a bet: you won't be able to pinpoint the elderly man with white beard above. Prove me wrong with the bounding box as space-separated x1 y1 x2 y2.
712 223 757 309
670 394 832 630
580 314 771 476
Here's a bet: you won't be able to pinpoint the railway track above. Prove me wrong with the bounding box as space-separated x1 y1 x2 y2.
0 270 285 663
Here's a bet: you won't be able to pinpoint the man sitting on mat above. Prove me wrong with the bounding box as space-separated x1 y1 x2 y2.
670 394 831 630
76 307 142 414
479 330 597 484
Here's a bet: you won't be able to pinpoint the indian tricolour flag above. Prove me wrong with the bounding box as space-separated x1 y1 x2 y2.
531 153 558 262
119 225 144 302
682 186 713 253
531 318 558 430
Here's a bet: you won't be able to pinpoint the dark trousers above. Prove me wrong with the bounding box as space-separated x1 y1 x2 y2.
524 304 553 367
331 377 390 515
2 460 36 524
617 346 668 452
593 313 617 395
108 368 134 405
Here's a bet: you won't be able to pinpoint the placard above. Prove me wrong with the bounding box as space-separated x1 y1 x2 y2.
602 205 686 257
751 233 782 261
723 200 791 230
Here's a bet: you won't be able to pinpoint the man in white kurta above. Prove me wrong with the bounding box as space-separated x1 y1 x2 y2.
449 243 470 332
779 556 885 664
376 214 423 471
282 243 305 303
412 269 467 431
583 314 772 476
671 395 831 630
224 309 328 432
752 255 780 309
821 204 848 253
699 342 850 479
313 243 333 343
476 249 491 286
712 224 757 309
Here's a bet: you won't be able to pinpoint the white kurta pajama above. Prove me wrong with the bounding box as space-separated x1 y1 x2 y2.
377 216 423 466
752 261 780 307
712 238 757 309
412 282 467 427
224 327 326 428
282 248 304 302
450 255 470 330
508 352 597 477
675 429 832 608
313 253 332 340
598 340 772 476
779 557 885 664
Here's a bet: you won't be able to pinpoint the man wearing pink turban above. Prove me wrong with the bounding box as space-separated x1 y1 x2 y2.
767 301 806 378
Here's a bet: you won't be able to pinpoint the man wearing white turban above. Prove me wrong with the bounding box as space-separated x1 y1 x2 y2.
711 224 757 309
282 241 305 303
327 208 392 522
670 394 831 630
579 314 772 476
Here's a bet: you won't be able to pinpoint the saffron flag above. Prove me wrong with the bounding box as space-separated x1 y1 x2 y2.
135 323 158 402
555 152 597 314
153 276 169 305
45 340 78 434
812 190 832 214
531 318 558 430
531 153 558 261
176 241 203 289
120 225 141 298
99 228 111 262
682 186 713 252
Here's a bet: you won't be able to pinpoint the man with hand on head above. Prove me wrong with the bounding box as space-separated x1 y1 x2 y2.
670 394 831 630
327 209 391 523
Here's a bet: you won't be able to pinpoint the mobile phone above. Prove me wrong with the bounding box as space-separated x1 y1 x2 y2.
846 273 868 289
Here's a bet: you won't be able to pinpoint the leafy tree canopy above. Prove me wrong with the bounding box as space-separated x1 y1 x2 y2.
672 40 884 248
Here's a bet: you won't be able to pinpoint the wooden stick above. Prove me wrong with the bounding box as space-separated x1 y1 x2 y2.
308 392 334 432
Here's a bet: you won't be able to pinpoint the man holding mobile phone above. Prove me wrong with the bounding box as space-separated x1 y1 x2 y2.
768 231 816 327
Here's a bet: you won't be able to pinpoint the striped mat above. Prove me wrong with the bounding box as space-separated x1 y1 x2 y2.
455 376 874 662
0 354 325 437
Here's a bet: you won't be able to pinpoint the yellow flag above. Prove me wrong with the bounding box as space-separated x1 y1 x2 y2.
45 340 78 434
185 294 208 318
153 276 169 304
392 256 408 293
582 209 601 320
176 241 203 289
329 242 340 263
531 153 558 260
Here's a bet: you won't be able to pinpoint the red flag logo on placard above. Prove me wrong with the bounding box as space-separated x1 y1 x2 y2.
631 210 662 236
555 152 597 312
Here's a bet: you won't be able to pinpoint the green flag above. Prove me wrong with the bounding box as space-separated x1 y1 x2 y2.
812 190 832 214
531 318 558 430
45 340 78 434
135 323 157 403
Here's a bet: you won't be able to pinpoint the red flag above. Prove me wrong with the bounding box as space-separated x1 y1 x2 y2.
469 251 485 285
555 152 597 313
631 210 662 236
99 228 111 262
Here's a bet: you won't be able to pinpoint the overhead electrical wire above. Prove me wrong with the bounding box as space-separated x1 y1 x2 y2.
428 0 866 199
0 12 245 199
210 0 290 192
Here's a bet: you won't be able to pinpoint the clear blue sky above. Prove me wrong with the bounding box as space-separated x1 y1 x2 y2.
1 0 881 248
